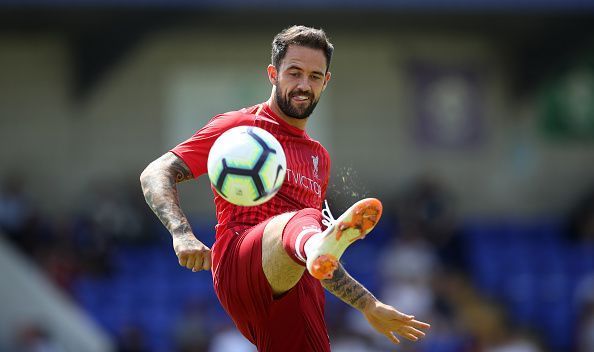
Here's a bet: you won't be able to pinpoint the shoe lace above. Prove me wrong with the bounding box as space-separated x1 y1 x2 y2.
321 199 336 228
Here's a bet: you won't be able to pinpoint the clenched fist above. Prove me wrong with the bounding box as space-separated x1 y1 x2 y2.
172 234 212 272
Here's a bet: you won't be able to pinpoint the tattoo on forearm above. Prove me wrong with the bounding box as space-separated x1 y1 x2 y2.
321 264 377 311
140 153 194 237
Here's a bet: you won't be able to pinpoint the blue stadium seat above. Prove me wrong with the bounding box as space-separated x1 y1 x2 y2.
461 218 578 351
72 216 585 352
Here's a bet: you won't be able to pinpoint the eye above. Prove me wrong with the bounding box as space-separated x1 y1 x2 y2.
290 72 299 77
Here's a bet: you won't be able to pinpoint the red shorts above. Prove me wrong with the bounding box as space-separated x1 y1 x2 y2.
211 219 330 352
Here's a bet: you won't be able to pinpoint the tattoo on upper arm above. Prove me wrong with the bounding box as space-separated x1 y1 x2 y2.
140 153 194 237
321 264 376 311
169 154 194 184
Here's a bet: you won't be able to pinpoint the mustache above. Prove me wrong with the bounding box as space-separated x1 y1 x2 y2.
289 90 314 100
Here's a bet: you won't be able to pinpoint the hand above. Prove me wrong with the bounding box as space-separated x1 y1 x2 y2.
363 301 430 344
172 234 212 272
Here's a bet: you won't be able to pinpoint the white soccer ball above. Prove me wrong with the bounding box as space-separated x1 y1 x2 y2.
207 126 286 206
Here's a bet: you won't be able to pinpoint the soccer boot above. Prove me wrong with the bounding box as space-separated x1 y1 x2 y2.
306 198 383 280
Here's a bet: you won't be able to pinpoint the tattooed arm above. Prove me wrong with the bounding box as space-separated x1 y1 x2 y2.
140 152 211 272
321 264 377 311
322 264 430 345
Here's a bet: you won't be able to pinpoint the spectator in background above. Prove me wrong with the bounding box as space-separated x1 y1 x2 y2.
325 304 380 352
39 241 78 292
378 230 437 319
438 273 544 352
12 323 65 352
0 176 79 291
0 175 37 253
72 179 151 276
377 174 473 351
86 181 145 244
566 187 594 242
69 214 113 276
396 173 467 272
208 325 255 352
0 175 31 236
117 324 149 352
576 274 594 352
577 302 594 352
482 317 543 352
173 298 210 352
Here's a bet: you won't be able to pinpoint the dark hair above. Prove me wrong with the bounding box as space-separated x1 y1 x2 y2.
271 25 334 72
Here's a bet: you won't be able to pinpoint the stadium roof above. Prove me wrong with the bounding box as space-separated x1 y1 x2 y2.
2 0 594 12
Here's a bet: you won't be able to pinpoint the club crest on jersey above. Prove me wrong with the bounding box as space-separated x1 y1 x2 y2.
312 155 319 179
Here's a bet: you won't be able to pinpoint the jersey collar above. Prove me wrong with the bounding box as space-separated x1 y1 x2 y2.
260 103 307 138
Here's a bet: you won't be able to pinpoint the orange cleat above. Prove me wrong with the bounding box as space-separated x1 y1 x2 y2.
307 198 383 280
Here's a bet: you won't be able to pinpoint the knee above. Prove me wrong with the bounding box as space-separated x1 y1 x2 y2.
265 208 322 240
264 212 297 239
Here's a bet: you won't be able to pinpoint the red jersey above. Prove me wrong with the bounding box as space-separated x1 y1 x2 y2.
171 102 331 236
170 102 332 351
210 217 330 351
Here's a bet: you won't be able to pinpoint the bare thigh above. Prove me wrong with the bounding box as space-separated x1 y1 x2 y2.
261 212 306 297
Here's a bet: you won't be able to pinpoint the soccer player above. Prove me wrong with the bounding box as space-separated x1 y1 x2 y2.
140 25 430 351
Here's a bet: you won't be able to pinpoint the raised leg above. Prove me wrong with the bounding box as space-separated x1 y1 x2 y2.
260 199 382 296
261 212 306 296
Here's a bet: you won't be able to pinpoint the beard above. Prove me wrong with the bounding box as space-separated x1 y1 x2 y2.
275 87 319 120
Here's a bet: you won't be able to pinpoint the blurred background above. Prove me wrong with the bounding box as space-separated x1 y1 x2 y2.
1 1 594 351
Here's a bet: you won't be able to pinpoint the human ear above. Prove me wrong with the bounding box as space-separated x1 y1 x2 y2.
322 71 331 91
267 65 278 85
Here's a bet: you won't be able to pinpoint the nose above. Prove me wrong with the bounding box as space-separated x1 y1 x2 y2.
296 77 312 93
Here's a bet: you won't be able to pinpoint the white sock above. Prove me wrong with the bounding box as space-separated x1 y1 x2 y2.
303 231 325 262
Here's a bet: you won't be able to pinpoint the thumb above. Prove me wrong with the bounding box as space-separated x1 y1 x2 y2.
203 251 212 271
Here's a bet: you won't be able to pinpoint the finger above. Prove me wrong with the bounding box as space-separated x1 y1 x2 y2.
185 254 196 270
178 253 188 267
202 251 212 271
192 255 204 272
402 332 419 341
409 319 431 330
385 332 400 345
403 326 426 338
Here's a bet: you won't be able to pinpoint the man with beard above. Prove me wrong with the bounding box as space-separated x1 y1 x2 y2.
140 26 429 351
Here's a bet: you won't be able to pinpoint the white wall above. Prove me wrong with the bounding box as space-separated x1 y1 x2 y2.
0 235 113 351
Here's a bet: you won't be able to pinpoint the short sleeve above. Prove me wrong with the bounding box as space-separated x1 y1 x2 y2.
170 112 256 178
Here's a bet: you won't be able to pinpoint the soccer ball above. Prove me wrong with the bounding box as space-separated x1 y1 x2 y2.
207 126 286 206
